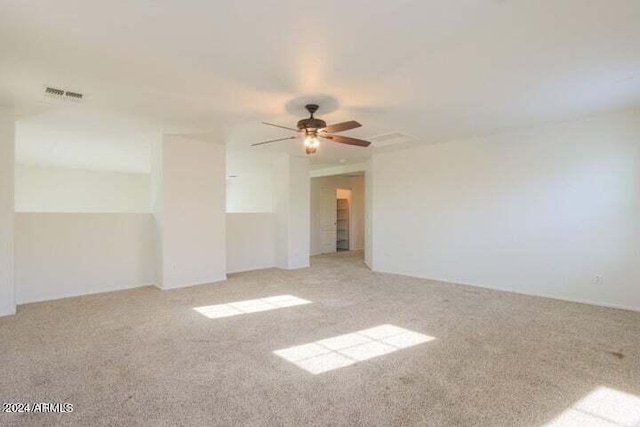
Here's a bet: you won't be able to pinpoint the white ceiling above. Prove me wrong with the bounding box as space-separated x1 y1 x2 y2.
1 0 640 167
16 108 157 173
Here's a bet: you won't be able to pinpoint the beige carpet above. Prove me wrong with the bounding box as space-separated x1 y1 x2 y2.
1 251 639 426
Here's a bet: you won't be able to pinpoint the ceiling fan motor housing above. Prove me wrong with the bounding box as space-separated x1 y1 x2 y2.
298 104 326 133
297 117 327 132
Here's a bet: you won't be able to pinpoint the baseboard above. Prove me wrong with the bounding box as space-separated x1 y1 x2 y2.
227 263 276 275
470 283 640 313
372 267 640 313
0 304 16 317
281 263 310 270
17 282 153 305
155 275 227 290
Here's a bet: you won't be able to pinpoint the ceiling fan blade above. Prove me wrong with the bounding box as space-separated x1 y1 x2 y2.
251 136 297 146
261 122 299 132
320 120 361 134
321 134 371 147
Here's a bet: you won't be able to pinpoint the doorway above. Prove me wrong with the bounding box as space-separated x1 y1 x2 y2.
336 189 351 251
310 172 365 257
318 187 337 254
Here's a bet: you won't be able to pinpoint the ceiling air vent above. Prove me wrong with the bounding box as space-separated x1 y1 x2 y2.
64 91 83 100
44 86 84 102
45 87 65 96
368 132 413 147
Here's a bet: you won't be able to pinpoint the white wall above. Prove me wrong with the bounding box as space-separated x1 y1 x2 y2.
226 213 276 274
226 151 307 273
156 135 226 289
273 155 310 269
310 175 365 256
364 162 373 268
0 114 15 316
16 109 156 174
15 164 151 213
310 162 369 178
14 213 155 303
151 137 163 286
226 151 274 213
371 110 640 311
288 157 311 269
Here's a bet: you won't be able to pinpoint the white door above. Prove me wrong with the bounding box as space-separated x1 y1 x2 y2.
319 187 337 254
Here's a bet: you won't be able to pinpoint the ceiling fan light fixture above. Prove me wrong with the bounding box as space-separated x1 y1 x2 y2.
304 135 319 154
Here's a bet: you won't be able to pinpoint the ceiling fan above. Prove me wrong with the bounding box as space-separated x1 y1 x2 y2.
252 104 372 154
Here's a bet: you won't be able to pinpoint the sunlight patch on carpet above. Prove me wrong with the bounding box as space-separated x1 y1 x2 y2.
193 295 311 319
274 324 435 374
546 386 640 427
